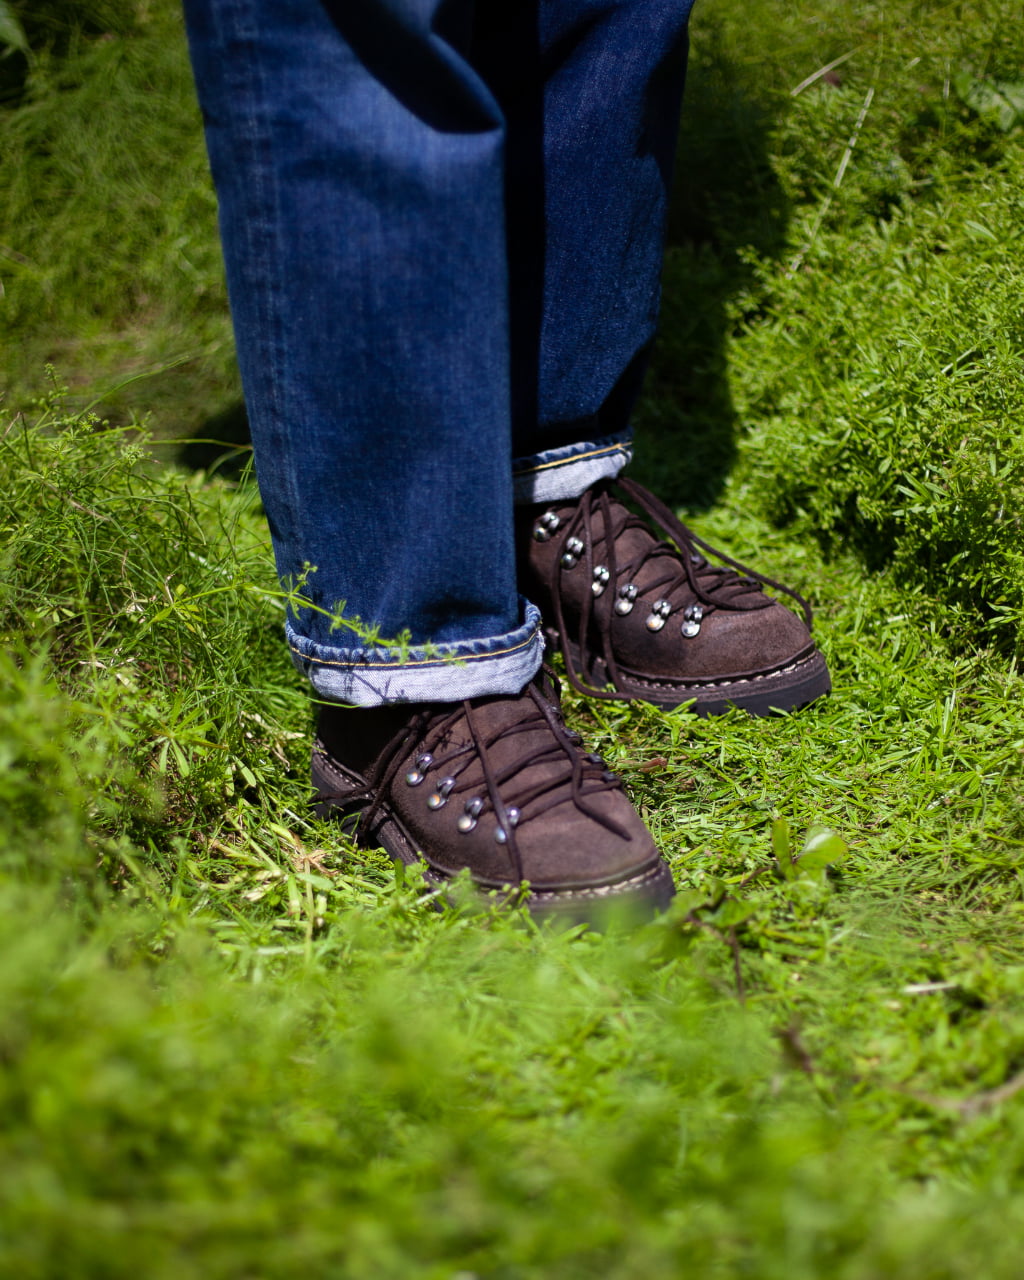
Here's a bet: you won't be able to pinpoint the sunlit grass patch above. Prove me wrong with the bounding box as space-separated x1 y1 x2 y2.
2 0 1024 1272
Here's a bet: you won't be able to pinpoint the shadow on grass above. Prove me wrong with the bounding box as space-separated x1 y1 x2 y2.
632 29 790 511
177 400 253 480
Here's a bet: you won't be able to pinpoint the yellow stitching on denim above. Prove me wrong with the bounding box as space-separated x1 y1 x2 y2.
511 441 629 477
289 625 540 669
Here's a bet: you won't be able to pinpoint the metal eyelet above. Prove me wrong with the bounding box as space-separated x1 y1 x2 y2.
532 511 562 542
645 600 671 632
405 752 433 786
427 777 455 810
494 807 521 844
457 797 484 833
591 565 610 597
615 583 638 616
560 537 584 570
680 604 704 638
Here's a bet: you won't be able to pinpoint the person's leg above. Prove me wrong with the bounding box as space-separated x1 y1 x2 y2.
183 0 675 918
475 0 830 715
183 0 541 706
471 0 693 476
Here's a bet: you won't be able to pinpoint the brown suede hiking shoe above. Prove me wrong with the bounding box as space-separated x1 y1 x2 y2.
519 478 831 717
311 672 674 922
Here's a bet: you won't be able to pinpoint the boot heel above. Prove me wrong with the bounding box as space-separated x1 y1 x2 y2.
311 752 367 834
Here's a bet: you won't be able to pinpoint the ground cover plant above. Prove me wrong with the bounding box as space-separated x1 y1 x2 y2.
2 0 1024 1274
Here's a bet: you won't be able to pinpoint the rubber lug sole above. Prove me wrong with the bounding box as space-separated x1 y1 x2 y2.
551 632 831 717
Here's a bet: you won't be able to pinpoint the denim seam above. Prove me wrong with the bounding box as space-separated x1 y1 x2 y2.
511 441 628 478
221 0 295 518
288 627 539 669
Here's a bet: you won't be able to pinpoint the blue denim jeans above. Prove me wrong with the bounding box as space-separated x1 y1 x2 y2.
184 0 695 704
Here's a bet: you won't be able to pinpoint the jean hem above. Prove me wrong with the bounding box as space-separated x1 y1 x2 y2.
511 431 632 504
288 600 545 706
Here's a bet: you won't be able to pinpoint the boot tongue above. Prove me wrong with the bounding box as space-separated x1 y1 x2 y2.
428 687 590 817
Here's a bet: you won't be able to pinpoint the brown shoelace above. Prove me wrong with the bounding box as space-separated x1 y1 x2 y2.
548 477 814 701
322 673 631 882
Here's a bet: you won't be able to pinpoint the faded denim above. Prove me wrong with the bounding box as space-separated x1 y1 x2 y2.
184 0 695 705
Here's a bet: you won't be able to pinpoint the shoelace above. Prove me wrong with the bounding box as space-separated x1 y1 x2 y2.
338 674 631 883
549 477 814 701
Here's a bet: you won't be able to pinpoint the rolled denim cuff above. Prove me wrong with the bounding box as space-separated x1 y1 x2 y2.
511 431 632 505
287 599 545 707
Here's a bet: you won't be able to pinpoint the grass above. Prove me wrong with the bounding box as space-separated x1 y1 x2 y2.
0 1 237 441
2 0 1024 1274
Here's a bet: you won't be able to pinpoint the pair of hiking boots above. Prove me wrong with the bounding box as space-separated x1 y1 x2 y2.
312 479 830 921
